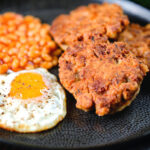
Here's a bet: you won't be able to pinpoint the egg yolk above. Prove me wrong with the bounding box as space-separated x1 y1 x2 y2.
10 72 47 99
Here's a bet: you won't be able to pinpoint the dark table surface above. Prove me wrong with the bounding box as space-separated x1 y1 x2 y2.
0 0 150 150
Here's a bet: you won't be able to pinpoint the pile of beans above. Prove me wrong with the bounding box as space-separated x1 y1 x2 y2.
0 12 61 73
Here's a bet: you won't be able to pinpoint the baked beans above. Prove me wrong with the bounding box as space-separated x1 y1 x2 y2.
0 12 61 73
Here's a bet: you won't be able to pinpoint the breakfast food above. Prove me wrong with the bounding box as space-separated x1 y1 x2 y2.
0 68 66 133
0 2 147 125
118 23 150 69
0 12 61 74
59 40 148 116
50 3 129 50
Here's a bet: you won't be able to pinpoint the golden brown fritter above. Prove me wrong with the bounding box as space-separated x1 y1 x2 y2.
59 40 148 116
50 3 129 50
118 23 150 69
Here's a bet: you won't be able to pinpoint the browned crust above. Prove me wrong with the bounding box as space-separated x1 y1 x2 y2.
118 23 150 69
59 40 148 116
50 3 129 50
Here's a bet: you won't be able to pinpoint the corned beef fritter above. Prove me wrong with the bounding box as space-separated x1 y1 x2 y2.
118 23 150 69
50 3 129 50
59 40 148 116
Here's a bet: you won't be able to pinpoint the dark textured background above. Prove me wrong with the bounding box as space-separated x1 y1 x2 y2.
0 0 149 150
132 0 150 9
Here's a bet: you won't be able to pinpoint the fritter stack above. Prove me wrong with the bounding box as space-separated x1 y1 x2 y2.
50 3 149 116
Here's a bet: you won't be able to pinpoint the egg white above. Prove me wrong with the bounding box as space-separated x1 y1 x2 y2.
0 68 66 133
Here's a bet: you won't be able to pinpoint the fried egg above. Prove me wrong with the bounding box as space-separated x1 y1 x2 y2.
0 68 66 133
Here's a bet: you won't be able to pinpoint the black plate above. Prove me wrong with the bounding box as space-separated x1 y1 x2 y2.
0 0 150 149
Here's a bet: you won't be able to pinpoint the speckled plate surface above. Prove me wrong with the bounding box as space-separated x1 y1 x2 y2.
0 0 150 149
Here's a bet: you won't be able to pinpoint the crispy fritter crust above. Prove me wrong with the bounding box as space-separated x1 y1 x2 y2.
59 41 148 116
118 24 150 69
50 3 129 50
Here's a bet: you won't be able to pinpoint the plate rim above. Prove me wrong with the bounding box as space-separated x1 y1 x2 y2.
0 126 150 150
